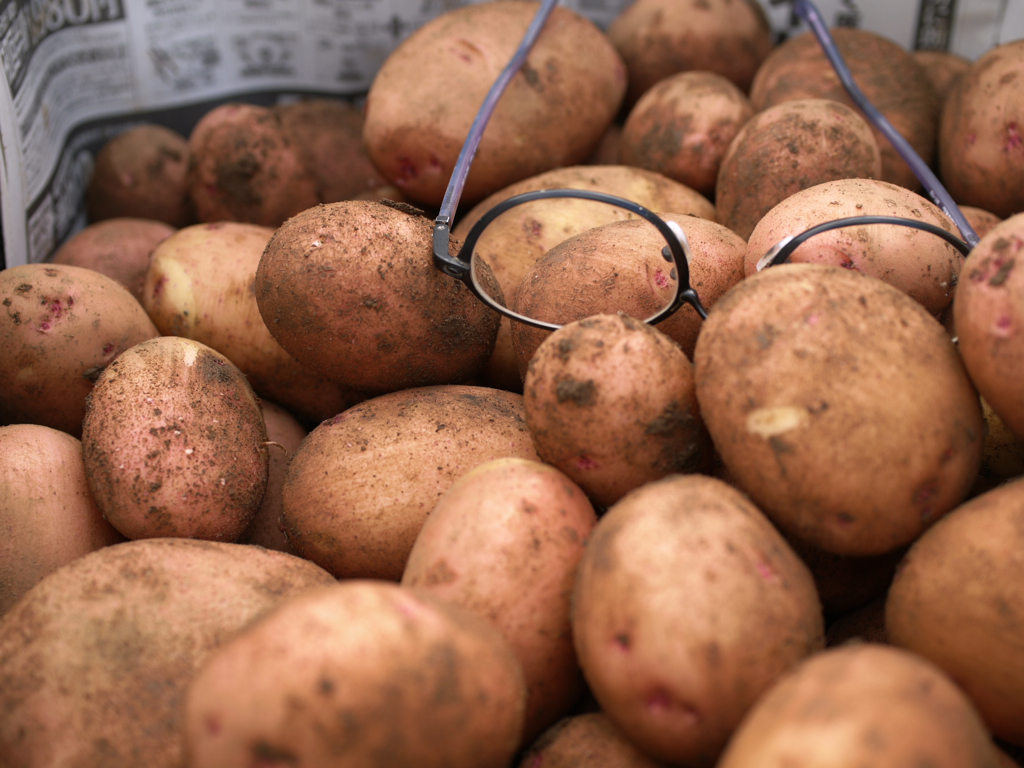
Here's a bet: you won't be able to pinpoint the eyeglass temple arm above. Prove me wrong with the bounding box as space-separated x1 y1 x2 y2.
789 0 980 249
433 0 561 275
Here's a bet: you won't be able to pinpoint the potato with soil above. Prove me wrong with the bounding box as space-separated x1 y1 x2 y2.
402 457 597 744
82 336 269 541
49 217 176 304
607 0 774 108
86 123 193 227
619 70 754 198
142 220 366 427
184 580 526 768
914 49 971 106
939 40 1024 219
716 99 883 241
523 314 709 508
953 216 1024 436
518 712 664 768
186 102 320 227
716 643 1000 768
886 477 1024 745
0 263 159 438
571 473 824 767
750 28 940 191
512 212 746 373
256 200 502 394
363 1 626 208
0 537 337 768
694 263 983 557
282 385 539 581
0 424 124 615
745 178 965 317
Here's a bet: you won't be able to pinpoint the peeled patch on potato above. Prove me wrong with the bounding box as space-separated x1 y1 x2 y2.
694 263 983 557
183 581 527 768
255 200 502 394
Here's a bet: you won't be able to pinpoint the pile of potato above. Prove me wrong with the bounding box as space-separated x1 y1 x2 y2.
2 0 1024 765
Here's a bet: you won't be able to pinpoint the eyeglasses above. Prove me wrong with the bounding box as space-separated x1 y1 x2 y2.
431 0 977 327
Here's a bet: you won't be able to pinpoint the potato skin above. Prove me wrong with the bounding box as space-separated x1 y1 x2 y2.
82 336 270 541
255 200 502 394
716 644 1000 768
0 538 337 768
402 457 597 744
0 263 159 438
363 1 626 207
0 424 124 616
518 712 663 768
885 477 1024 745
938 40 1024 219
571 474 824 767
522 314 710 508
693 263 983 556
952 213 1024 436
183 581 527 768
282 385 539 581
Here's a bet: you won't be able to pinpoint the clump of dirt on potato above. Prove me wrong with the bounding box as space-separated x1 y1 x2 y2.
619 70 755 198
0 263 159 438
952 213 1024 437
750 28 940 191
363 1 626 208
716 98 883 241
86 123 194 228
571 473 824 767
693 262 983 557
281 385 539 581
255 200 502 394
938 40 1024 219
522 314 710 508
607 0 775 108
402 457 597 745
886 476 1024 746
183 581 527 768
0 538 337 768
716 643 1001 768
81 336 270 541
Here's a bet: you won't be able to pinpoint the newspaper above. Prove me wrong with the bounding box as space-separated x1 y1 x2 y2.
0 0 1018 270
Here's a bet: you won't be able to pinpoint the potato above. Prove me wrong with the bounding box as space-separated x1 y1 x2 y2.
275 97 391 204
693 263 983 556
619 71 755 198
511 213 745 373
255 200 502 394
517 712 663 768
744 178 965 317
281 385 539 581
886 477 1024 745
402 457 597 744
952 214 1024 437
235 399 307 554
716 643 1000 768
186 102 320 227
607 0 774 107
522 314 710 508
972 397 1024 495
49 217 176 304
142 220 366 426
183 580 526 768
86 123 193 228
571 473 824 767
362 1 626 208
81 336 270 541
913 49 971 105
962 206 1005 241
716 99 883 241
0 538 336 768
0 424 124 616
938 40 1024 219
750 28 940 191
824 595 887 647
0 263 159 438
